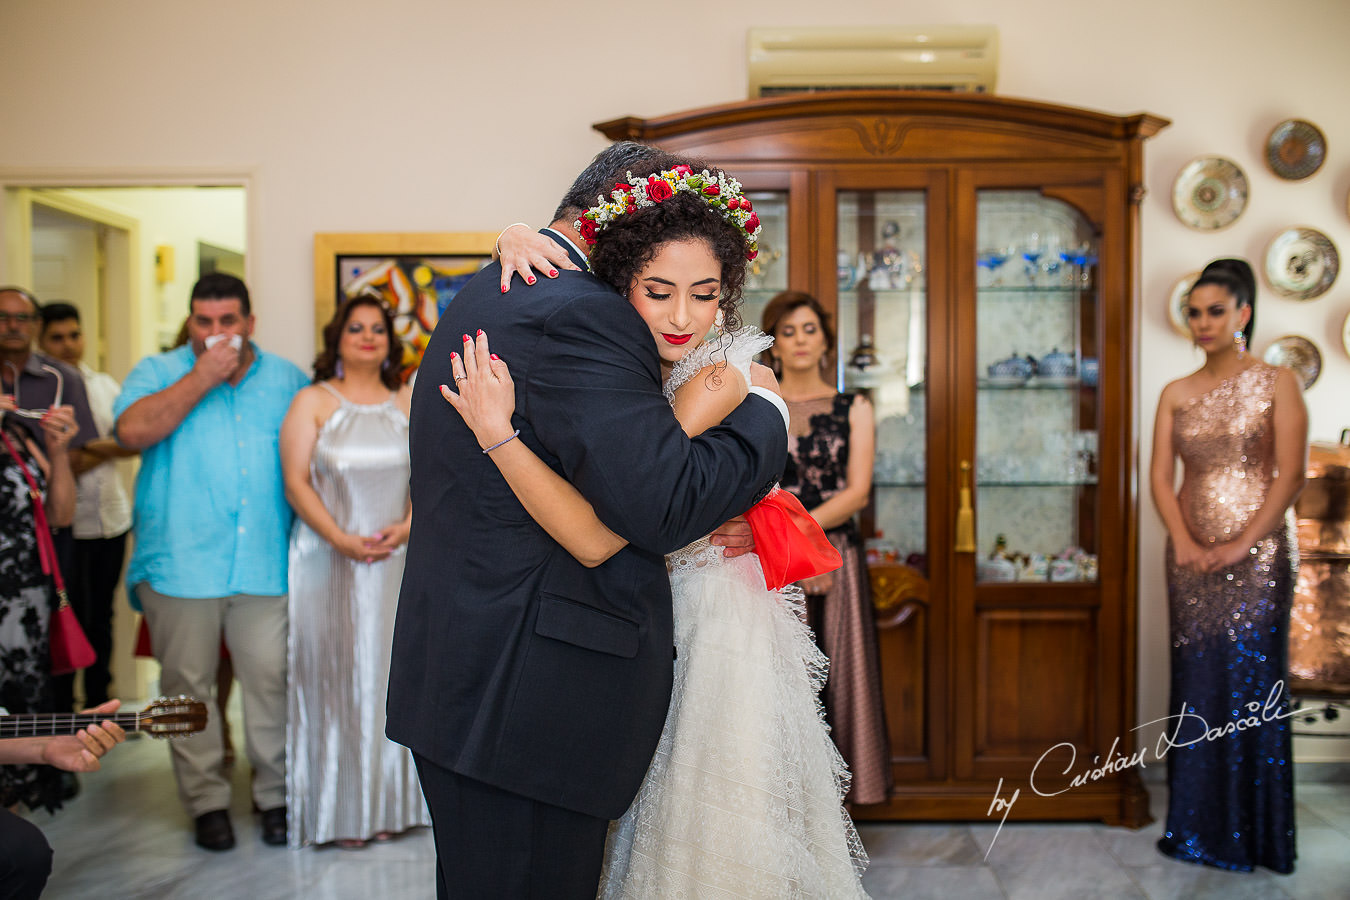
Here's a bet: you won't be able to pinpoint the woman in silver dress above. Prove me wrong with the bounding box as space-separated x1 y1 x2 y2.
279 295 427 848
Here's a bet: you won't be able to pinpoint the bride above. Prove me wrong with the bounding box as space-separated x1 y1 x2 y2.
443 162 869 898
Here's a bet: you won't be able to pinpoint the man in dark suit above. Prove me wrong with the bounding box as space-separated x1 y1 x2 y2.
387 142 788 898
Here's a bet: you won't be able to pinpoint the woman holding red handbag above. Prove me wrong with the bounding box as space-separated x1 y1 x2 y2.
0 393 78 812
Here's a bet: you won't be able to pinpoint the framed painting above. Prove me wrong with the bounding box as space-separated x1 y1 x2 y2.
313 231 497 380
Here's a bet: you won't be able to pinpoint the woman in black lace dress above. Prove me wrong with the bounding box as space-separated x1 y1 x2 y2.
762 291 892 805
0 396 78 812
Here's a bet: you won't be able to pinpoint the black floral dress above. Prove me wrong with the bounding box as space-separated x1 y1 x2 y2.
0 424 61 811
782 393 893 805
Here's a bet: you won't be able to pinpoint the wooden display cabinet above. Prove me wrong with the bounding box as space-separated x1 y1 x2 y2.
598 93 1167 826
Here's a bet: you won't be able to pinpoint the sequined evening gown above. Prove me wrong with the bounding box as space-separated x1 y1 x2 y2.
782 394 892 805
1157 363 1296 874
286 384 429 847
598 328 868 899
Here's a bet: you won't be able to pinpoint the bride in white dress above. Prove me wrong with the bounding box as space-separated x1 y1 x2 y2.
444 164 869 898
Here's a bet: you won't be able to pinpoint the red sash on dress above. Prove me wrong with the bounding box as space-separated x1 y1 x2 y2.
743 487 842 591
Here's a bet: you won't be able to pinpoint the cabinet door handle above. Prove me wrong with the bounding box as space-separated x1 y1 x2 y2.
955 460 976 553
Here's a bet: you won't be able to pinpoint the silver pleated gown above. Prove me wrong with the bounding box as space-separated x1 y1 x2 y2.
286 388 429 846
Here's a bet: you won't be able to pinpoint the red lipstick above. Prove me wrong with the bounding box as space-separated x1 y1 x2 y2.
662 333 692 345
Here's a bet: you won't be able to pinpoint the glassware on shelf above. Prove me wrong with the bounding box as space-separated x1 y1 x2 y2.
743 243 782 291
1021 232 1043 286
1064 241 1099 288
838 250 855 291
977 248 1010 286
1041 243 1064 285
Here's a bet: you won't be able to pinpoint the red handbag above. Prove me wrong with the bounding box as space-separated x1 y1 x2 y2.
0 428 96 675
743 487 843 591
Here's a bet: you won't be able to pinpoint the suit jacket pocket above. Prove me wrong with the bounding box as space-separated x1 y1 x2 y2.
535 593 640 658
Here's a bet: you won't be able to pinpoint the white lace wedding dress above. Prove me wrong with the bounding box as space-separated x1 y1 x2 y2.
597 327 869 899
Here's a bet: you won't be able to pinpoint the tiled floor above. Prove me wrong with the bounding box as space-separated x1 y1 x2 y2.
26 729 1350 899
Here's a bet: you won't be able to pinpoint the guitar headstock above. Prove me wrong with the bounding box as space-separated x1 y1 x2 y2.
139 696 208 739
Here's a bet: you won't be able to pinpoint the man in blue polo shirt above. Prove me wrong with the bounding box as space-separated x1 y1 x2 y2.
114 274 307 852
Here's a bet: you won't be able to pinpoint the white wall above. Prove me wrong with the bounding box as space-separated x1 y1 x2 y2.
3 0 1349 756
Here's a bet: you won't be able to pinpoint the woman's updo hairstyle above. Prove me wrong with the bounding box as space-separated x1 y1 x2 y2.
587 158 750 334
1191 257 1257 346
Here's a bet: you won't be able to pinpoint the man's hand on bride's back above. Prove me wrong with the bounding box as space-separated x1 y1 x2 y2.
711 516 756 559
749 362 780 396
440 331 518 449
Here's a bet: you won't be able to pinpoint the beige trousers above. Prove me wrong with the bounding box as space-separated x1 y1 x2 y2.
137 585 288 818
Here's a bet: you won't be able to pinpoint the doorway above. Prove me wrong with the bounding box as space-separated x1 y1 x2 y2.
3 181 248 703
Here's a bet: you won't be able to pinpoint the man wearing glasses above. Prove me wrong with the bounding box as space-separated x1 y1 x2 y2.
0 287 98 455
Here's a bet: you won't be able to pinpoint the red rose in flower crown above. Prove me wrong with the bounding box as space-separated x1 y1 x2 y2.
647 178 675 202
575 166 763 261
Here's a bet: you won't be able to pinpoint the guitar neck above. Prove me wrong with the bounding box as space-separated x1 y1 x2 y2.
0 712 144 739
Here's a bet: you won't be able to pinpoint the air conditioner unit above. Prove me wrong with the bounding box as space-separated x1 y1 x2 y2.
748 25 998 97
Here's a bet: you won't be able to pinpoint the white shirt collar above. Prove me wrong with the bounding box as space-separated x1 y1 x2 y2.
544 227 588 263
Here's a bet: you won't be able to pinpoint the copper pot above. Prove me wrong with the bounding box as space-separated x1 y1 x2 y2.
1291 429 1350 694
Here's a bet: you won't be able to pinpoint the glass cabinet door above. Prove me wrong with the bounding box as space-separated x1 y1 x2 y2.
973 191 1099 584
737 190 790 332
836 190 928 569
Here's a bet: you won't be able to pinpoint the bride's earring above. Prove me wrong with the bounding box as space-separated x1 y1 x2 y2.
713 308 725 336
1233 329 1247 355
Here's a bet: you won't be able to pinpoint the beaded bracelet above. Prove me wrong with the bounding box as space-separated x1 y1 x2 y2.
482 429 521 454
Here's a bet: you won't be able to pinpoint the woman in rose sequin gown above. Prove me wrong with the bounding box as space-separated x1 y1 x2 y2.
1149 259 1306 874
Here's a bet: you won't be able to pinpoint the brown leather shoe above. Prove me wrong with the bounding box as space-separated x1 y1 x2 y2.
260 806 287 846
194 809 235 851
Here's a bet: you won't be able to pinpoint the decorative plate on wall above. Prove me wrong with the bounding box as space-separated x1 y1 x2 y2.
1263 335 1322 390
1168 271 1201 337
1264 227 1339 299
1172 157 1248 230
1265 119 1327 180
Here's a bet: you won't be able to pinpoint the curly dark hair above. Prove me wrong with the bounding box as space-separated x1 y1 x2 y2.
313 295 403 389
587 160 751 334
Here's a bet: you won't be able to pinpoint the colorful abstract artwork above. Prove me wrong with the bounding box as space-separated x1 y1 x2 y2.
313 232 497 380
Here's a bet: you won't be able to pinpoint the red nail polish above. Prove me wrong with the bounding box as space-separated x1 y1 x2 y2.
477 329 484 337
501 285 507 293
548 269 558 277
490 354 499 361
462 334 471 343
526 276 535 285
449 352 458 360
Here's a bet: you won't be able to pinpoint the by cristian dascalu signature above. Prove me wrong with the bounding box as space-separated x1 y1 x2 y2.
981 680 1297 859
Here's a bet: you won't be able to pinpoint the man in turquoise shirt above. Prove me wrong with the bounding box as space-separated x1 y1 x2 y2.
114 274 307 852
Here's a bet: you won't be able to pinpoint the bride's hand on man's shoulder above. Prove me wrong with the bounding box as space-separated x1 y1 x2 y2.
496 224 581 294
749 362 781 396
440 331 517 447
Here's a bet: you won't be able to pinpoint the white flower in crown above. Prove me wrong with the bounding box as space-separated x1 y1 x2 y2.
576 166 762 260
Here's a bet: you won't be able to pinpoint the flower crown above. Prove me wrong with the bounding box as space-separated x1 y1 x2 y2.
576 166 761 260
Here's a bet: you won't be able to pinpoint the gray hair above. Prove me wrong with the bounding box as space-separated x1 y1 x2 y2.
551 141 673 222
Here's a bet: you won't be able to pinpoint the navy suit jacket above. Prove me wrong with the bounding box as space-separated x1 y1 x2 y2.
386 232 786 818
